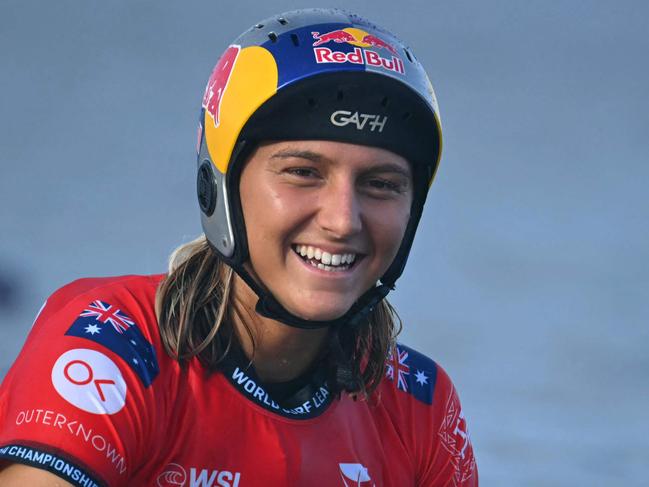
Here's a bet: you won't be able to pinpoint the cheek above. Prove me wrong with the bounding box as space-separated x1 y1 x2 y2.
241 185 308 261
372 205 411 251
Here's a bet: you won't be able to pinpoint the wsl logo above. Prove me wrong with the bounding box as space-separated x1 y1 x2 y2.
157 463 241 487
157 463 186 486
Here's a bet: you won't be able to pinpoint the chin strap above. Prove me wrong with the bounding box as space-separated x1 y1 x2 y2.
256 275 392 330
230 261 393 393
228 255 393 330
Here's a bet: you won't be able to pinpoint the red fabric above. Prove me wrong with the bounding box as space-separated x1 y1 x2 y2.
0 275 477 486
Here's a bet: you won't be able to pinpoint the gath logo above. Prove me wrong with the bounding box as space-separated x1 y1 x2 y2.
51 348 127 415
311 28 404 75
339 463 376 487
330 110 387 132
202 45 240 128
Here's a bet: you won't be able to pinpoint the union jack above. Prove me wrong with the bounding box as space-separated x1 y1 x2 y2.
386 346 410 391
79 300 135 334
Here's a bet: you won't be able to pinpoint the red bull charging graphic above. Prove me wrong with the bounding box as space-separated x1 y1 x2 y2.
202 45 241 128
311 28 404 75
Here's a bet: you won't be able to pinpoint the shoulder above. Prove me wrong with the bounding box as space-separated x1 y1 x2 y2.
44 274 163 316
381 342 443 406
377 342 478 486
29 274 164 342
0 274 171 486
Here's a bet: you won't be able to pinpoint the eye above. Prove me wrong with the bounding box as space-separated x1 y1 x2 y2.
361 176 409 198
367 178 401 191
285 167 319 178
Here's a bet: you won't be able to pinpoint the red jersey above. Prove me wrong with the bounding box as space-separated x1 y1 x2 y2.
0 275 477 486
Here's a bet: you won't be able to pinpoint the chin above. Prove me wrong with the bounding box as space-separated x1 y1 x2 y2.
284 299 354 323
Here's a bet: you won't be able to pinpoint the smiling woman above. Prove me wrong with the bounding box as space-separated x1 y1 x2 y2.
240 141 413 322
0 8 477 487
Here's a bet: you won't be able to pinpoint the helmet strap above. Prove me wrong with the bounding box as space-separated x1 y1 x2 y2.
229 256 392 330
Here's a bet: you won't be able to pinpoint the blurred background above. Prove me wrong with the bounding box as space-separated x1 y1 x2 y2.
1 1 647 485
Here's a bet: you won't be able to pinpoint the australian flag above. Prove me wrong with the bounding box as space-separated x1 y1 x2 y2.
65 300 159 387
385 343 438 405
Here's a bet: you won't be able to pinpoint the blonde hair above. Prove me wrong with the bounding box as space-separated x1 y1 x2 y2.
156 235 401 397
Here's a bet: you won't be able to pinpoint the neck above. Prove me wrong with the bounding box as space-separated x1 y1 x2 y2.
230 274 330 383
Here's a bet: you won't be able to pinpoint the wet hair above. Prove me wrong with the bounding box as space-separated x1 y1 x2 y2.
155 235 402 398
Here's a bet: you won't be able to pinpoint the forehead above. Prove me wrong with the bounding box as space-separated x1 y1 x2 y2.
249 140 412 174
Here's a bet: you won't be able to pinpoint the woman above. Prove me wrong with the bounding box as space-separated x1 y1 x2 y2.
0 8 477 486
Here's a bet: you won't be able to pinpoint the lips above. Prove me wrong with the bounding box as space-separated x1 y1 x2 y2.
292 244 359 272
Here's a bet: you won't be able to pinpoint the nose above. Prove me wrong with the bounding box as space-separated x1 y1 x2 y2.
316 178 362 239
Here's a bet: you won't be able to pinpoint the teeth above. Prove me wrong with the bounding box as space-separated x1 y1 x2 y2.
294 245 358 268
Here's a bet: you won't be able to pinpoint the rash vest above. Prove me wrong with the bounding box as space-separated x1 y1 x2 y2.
0 275 477 486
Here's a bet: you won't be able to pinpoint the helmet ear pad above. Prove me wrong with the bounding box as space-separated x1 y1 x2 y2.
197 161 217 217
198 133 244 261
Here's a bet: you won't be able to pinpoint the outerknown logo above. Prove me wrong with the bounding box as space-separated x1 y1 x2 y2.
14 408 127 475
330 111 388 133
51 348 127 415
157 463 241 487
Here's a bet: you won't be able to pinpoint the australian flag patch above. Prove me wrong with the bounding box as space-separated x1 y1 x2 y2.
65 300 159 387
385 343 437 405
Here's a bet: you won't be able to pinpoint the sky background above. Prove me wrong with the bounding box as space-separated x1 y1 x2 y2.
1 1 648 485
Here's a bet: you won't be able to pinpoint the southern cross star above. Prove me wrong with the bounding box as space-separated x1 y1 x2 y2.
414 370 428 386
84 324 101 335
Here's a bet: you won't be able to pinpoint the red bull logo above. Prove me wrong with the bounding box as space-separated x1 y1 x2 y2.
311 28 404 75
202 45 241 128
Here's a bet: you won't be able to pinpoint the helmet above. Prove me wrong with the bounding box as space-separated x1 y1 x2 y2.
196 8 442 329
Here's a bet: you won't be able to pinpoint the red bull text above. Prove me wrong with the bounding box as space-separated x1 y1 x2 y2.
311 30 405 75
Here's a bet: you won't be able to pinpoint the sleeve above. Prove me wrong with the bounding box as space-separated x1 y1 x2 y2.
0 278 164 487
416 364 478 487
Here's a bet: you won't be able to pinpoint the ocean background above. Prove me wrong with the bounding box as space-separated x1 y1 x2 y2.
1 1 647 485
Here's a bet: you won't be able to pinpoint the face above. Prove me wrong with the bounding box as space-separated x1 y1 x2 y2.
238 140 413 321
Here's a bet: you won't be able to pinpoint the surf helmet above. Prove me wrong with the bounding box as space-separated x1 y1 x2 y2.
196 8 442 329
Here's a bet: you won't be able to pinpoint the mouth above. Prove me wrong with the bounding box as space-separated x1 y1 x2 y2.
292 244 361 272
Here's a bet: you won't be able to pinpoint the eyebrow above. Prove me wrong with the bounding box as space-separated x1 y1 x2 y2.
270 148 411 178
270 149 324 163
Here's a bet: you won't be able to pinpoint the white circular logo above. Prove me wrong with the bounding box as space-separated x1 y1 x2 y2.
157 463 187 487
51 348 127 414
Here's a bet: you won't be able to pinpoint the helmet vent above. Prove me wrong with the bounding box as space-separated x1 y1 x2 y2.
307 97 318 109
381 96 390 107
277 17 288 25
255 23 264 29
336 90 344 101
268 32 278 43
404 49 414 63
290 33 300 46
402 111 412 121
